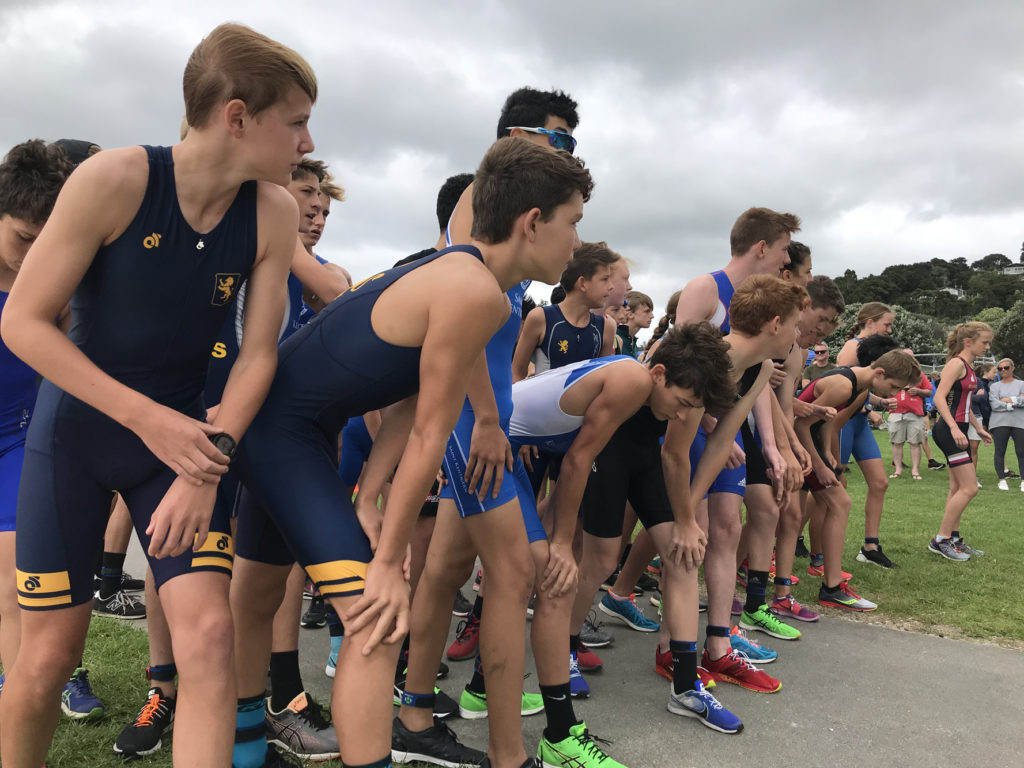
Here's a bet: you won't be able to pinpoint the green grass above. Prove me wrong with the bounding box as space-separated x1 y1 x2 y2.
40 430 1023 764
785 429 1024 644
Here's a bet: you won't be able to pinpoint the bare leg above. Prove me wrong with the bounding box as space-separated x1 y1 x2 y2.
702 493 742 660
104 495 134 553
859 458 888 550
0 603 91 768
939 464 978 537
0 532 20 673
909 443 922 476
408 515 435 598
144 567 177 697
231 557 292 700
529 540 573 687
614 527 657 596
270 563 305 657
160 572 235 768
329 592 404 766
742 485 778 574
817 487 852 586
807 493 825 555
400 502 476 734
773 492 804 599
890 442 905 477
571 534 621 635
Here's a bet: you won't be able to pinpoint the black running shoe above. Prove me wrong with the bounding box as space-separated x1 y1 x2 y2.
113 687 174 757
452 590 472 618
391 715 486 767
636 572 659 592
856 546 898 569
928 459 945 470
393 670 459 721
258 743 306 767
437 661 449 680
93 589 146 619
301 595 326 629
794 536 810 559
481 758 542 768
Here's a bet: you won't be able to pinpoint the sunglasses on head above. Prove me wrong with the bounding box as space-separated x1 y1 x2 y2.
507 126 577 154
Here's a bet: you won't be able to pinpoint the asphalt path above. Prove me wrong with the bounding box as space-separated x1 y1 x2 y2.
124 543 1023 768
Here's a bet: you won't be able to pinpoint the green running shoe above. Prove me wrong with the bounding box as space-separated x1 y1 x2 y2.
538 722 628 767
458 687 544 719
739 604 802 641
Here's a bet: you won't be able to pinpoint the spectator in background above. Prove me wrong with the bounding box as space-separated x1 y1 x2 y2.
989 358 1024 491
802 344 832 388
888 353 932 480
616 290 653 359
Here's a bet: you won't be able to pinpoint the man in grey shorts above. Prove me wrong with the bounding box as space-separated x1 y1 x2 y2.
887 355 932 481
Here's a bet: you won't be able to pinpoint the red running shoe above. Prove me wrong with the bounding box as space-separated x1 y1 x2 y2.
576 646 603 672
806 563 851 581
446 614 480 661
701 649 781 693
654 646 715 689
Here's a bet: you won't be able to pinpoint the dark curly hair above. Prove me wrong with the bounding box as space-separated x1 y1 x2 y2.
497 87 579 139
0 140 75 223
647 321 737 417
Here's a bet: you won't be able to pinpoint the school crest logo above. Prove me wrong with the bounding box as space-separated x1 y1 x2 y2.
558 340 569 354
212 273 240 306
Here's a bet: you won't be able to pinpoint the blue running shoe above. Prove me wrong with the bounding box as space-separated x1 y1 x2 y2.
569 651 590 698
667 681 743 734
598 592 659 632
62 667 106 720
728 625 777 663
325 634 342 678
0 671 4 697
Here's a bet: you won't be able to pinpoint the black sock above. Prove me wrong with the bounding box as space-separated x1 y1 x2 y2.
325 604 344 638
540 682 576 743
471 595 484 620
864 537 879 547
345 758 392 768
466 655 486 695
670 640 698 696
744 570 768 613
99 552 127 600
569 634 581 654
269 651 303 712
951 530 960 539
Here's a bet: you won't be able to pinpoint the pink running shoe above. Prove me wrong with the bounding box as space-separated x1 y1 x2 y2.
770 593 820 623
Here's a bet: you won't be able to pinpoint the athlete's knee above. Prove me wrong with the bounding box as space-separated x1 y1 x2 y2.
14 635 82 692
709 511 742 544
581 545 618 586
173 609 234 673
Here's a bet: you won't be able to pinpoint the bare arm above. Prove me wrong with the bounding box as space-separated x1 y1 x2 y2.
512 307 545 382
290 240 350 308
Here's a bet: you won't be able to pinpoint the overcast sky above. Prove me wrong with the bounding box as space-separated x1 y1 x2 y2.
3 0 1023 329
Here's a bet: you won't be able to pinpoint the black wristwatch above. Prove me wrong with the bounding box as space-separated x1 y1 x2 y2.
208 432 237 458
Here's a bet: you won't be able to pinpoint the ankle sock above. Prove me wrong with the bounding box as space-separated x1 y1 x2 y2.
233 694 267 768
539 682 575 742
345 757 392 768
569 634 581 654
471 595 484 620
744 570 768 613
670 640 698 696
99 552 127 600
269 650 303 712
466 655 486 695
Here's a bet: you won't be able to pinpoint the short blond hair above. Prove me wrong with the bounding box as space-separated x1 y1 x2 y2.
184 23 317 128
320 172 346 202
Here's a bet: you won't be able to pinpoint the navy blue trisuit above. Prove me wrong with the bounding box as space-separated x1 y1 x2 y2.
234 246 484 598
15 146 252 609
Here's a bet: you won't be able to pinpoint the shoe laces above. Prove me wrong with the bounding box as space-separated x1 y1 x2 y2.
730 626 763 649
454 615 479 641
134 692 169 728
692 684 724 711
727 650 760 671
584 610 605 632
68 669 96 696
298 695 333 729
573 727 614 760
569 653 582 676
839 581 861 599
106 589 142 612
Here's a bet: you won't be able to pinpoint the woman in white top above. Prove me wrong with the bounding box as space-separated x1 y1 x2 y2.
988 358 1024 491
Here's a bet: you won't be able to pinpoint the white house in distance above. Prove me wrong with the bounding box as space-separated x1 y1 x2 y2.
1002 264 1024 276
